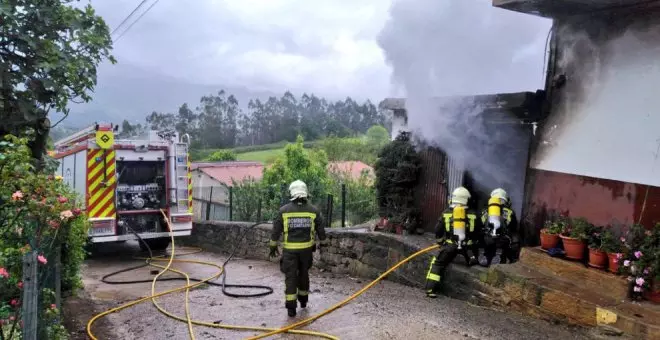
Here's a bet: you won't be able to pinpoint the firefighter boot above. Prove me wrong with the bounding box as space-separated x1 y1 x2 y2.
298 292 308 308
287 307 296 317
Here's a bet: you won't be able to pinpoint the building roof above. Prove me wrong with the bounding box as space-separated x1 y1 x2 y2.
328 161 374 179
492 0 658 18
192 161 264 185
379 91 543 122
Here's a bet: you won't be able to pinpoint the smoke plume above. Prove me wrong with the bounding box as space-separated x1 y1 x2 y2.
377 0 551 211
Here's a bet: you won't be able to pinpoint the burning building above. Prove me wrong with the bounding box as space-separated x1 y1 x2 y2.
378 0 660 238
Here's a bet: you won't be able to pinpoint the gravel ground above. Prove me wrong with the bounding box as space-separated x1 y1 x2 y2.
77 242 600 340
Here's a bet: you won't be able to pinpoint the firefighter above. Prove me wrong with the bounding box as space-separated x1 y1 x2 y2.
425 186 480 298
269 180 328 317
479 188 520 267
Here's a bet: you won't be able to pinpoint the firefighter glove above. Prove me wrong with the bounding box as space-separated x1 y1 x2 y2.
269 245 280 259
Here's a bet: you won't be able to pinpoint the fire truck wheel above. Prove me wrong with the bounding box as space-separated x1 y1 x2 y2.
140 238 171 252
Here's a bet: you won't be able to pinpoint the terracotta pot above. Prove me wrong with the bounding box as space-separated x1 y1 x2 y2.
588 248 607 268
540 230 560 250
560 235 586 260
607 253 622 274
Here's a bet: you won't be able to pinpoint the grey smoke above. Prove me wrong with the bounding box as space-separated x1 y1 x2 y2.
377 0 551 212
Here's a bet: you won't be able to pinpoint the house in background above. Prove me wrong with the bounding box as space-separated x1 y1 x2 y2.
328 161 374 181
191 161 264 220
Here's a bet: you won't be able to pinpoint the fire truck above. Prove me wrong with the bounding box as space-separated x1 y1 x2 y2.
52 123 193 250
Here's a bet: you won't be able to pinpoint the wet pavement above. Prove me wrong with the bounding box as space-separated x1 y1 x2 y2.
80 241 598 340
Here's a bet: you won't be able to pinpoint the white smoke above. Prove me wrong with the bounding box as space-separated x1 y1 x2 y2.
377 0 551 210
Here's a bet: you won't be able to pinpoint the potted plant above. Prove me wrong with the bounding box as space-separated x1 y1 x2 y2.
619 224 659 302
560 217 591 260
588 226 607 269
600 229 624 274
540 219 563 250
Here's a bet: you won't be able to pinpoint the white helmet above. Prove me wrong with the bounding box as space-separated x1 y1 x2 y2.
451 186 471 205
289 180 308 201
491 188 508 203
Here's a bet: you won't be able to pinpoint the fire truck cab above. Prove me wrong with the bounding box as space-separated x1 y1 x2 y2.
52 123 193 250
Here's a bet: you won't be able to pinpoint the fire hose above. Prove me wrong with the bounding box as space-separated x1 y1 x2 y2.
86 210 440 339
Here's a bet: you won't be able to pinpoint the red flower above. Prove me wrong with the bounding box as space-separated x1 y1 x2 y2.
72 207 82 216
57 195 68 203
50 304 57 309
48 220 61 229
17 281 23 289
10 299 19 307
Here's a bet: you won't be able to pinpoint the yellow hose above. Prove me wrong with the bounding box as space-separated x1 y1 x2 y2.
245 244 440 340
86 212 440 340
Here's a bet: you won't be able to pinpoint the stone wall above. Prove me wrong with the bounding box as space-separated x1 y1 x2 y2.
183 221 488 298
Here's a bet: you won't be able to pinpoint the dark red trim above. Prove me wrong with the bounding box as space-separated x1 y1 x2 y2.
53 144 86 159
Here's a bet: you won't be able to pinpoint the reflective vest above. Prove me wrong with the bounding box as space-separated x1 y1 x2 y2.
282 211 317 250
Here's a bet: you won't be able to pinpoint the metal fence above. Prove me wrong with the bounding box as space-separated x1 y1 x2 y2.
193 183 379 228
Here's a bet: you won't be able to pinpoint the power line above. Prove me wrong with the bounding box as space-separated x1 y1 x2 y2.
111 0 150 36
114 0 161 43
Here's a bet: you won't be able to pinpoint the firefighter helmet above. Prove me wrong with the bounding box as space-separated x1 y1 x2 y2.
491 188 508 203
451 187 471 205
289 180 308 200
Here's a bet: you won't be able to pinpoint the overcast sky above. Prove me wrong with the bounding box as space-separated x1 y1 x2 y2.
87 0 551 102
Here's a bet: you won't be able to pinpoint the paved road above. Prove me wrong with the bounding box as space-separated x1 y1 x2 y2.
78 242 599 340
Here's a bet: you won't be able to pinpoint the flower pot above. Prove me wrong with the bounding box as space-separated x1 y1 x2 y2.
560 235 586 260
588 248 607 268
643 280 660 304
607 253 622 274
540 230 560 250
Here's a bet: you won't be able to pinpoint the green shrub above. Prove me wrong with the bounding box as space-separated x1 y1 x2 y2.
207 150 237 161
0 135 89 338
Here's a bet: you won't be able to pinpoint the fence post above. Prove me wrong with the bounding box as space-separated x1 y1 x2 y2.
206 187 213 220
55 245 62 309
341 184 346 228
229 186 233 221
280 183 287 206
326 194 334 229
22 252 38 340
257 198 262 222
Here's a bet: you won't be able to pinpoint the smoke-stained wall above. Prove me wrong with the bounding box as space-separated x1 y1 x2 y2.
525 10 660 236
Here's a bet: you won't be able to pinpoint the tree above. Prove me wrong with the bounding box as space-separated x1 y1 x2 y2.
365 125 390 152
146 111 176 131
207 150 237 162
261 135 330 214
118 120 145 138
0 1 115 160
374 131 422 234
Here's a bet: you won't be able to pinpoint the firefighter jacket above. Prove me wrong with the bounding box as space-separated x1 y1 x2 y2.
434 206 480 246
480 204 518 236
270 201 327 251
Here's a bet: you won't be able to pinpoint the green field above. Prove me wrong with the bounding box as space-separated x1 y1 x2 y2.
236 148 285 164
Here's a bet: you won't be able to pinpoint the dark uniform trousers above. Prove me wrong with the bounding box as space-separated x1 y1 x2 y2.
425 208 479 296
280 249 313 308
481 207 520 265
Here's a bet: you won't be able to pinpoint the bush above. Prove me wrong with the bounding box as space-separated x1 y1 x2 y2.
230 177 265 221
0 135 88 338
319 136 376 165
328 170 377 227
207 150 237 162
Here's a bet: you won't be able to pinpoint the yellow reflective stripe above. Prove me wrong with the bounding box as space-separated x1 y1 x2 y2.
269 240 278 247
503 208 513 224
467 214 476 232
286 294 297 301
426 257 436 281
298 290 308 296
283 241 314 250
443 213 452 232
427 273 441 281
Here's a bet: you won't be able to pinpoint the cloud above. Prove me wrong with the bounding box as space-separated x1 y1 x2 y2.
88 0 392 100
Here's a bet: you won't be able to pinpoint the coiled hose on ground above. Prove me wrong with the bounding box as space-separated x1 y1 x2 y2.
86 211 440 339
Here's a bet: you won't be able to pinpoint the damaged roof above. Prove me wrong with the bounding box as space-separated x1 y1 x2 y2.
379 91 543 121
493 0 660 18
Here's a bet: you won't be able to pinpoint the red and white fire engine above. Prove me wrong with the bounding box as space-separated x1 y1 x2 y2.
52 123 193 250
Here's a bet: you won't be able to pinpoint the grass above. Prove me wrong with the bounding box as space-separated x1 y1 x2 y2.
236 149 286 164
